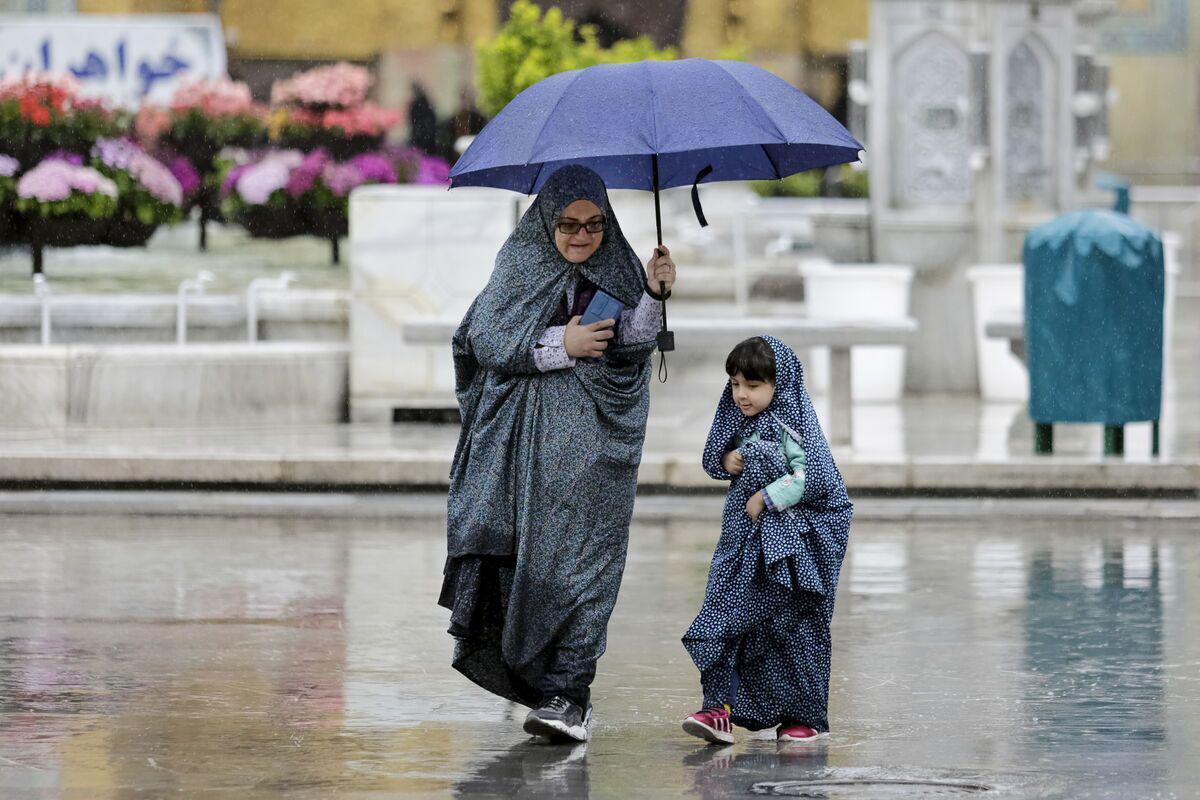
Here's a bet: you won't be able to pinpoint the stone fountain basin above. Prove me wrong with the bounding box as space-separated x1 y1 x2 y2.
0 342 349 427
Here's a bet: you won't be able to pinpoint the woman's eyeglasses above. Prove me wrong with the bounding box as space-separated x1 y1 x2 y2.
556 218 606 235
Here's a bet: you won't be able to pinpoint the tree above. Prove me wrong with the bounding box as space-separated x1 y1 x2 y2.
476 1 676 118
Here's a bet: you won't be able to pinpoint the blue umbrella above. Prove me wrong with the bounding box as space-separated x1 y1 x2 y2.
450 58 863 351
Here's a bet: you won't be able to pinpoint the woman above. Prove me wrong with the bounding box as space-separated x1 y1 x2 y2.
438 165 677 742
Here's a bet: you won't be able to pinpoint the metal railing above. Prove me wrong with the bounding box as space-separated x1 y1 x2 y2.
176 271 214 345
33 273 51 345
245 272 296 342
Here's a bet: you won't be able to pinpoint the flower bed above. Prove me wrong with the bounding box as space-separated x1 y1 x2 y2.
218 144 449 263
0 62 418 265
14 156 118 260
0 73 190 271
0 153 18 240
219 149 307 239
0 74 126 168
135 77 267 248
91 138 184 247
271 62 374 109
268 63 402 159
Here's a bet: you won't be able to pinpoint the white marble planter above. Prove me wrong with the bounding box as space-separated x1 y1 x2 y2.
751 197 871 264
0 342 348 428
349 184 521 421
348 183 750 419
966 264 1028 402
799 261 914 401
1162 231 1181 382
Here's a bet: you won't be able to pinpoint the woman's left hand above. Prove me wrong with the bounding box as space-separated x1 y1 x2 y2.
746 491 765 522
646 245 676 294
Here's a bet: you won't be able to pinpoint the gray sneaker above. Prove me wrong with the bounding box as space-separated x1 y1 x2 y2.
523 695 593 742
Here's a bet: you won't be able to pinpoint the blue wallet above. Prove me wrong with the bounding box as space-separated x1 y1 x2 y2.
579 289 625 327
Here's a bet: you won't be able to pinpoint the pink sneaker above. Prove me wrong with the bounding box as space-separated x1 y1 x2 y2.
682 706 735 745
777 722 821 742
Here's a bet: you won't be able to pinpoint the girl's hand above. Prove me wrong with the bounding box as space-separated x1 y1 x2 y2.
645 245 676 293
722 450 744 475
564 315 615 358
746 491 766 522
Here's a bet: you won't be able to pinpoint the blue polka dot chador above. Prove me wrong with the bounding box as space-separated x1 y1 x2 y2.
683 336 853 732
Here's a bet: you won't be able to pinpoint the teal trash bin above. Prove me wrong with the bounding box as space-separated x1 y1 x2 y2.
1023 210 1165 456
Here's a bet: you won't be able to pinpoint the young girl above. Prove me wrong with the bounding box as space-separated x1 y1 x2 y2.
681 335 853 744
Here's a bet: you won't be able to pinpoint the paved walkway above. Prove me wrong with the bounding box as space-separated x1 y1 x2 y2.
0 510 1196 797
0 221 344 294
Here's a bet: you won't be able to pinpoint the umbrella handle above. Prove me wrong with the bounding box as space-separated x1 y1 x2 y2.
652 158 672 381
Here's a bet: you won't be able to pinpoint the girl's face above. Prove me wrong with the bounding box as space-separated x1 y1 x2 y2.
730 372 775 417
554 199 605 263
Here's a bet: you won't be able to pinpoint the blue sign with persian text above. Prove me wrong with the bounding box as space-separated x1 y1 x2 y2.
0 14 226 107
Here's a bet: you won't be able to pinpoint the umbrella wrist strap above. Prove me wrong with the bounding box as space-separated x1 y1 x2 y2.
691 164 713 228
656 278 673 383
645 281 672 301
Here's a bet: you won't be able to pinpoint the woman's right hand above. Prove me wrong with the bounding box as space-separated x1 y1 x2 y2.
564 315 615 358
722 449 744 475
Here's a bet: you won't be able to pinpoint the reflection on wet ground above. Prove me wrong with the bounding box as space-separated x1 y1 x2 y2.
0 511 1196 798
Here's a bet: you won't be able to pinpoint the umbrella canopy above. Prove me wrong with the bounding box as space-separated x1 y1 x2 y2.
449 57 862 364
450 58 862 197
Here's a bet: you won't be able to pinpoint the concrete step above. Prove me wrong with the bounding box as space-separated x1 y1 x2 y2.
0 490 1196 522
0 450 1194 496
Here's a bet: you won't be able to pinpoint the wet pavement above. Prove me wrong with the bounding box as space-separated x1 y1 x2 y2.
1 511 1197 798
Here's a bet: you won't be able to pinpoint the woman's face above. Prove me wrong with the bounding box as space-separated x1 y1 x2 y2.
554 199 605 263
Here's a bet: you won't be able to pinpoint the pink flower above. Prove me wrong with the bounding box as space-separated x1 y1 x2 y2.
271 62 373 109
348 152 397 184
91 138 184 206
382 145 451 184
321 103 403 136
18 159 117 202
324 162 364 197
235 150 304 205
0 154 18 177
286 148 331 197
70 169 109 196
45 150 85 166
19 162 72 201
0 71 81 103
221 162 252 199
92 137 136 170
135 105 172 142
171 77 257 116
167 156 201 198
132 153 184 206
416 155 451 185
